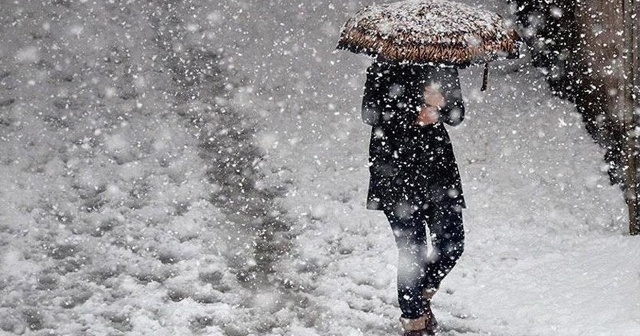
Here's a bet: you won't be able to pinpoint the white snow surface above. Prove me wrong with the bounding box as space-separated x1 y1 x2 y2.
1 0 639 336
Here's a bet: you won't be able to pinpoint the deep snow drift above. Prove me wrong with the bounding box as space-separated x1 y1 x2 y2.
1 0 639 336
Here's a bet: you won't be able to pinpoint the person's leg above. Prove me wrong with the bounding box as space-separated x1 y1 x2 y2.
419 204 464 334
383 207 429 321
423 203 465 292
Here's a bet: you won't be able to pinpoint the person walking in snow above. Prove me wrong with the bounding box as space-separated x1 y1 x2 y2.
362 60 466 336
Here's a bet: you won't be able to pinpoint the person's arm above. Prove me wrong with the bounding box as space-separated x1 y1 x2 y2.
415 67 464 127
437 67 465 126
361 64 385 126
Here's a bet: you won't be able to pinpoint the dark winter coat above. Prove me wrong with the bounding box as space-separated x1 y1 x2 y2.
362 61 466 212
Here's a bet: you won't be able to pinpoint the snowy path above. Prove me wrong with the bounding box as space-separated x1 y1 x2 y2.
1 0 639 335
221 1 640 335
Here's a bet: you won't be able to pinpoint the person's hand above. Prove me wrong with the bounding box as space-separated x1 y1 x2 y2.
415 85 445 126
424 85 445 109
415 105 440 126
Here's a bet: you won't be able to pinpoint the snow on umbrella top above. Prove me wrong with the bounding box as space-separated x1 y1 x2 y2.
337 0 522 65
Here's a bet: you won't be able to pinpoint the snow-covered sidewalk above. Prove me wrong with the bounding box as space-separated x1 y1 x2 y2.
1 0 639 335
230 1 640 335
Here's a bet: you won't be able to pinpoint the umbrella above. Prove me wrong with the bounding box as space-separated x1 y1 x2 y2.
336 0 522 90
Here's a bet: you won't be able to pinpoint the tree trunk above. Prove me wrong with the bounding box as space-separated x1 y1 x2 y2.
623 0 639 235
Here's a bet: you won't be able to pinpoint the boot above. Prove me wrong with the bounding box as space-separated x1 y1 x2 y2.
422 289 438 335
423 302 437 335
399 315 427 336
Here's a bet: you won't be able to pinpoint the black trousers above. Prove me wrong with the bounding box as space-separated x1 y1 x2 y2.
383 203 465 319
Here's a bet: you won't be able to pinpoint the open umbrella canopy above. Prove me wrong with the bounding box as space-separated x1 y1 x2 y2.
337 0 522 65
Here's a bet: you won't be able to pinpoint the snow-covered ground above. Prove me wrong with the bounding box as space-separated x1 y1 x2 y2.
1 0 639 335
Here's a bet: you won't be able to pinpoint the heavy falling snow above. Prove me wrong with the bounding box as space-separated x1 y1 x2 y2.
0 0 639 336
